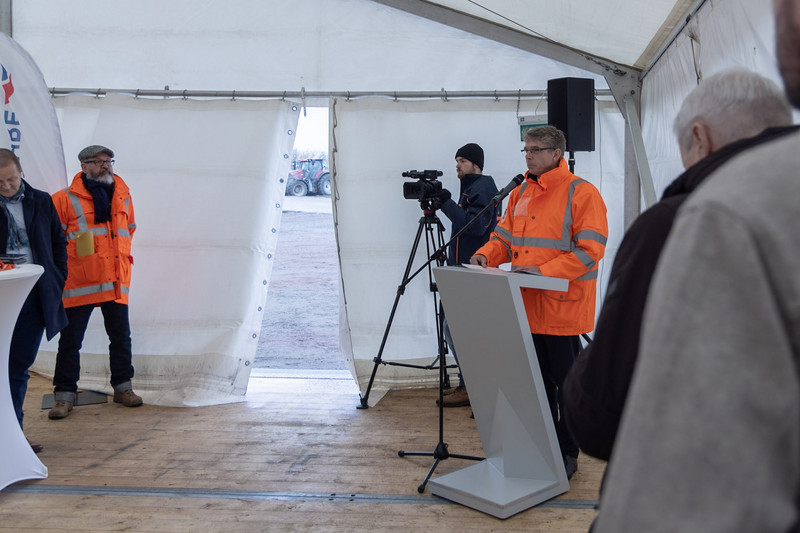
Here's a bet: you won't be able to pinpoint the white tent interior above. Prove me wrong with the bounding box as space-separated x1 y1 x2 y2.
3 0 784 406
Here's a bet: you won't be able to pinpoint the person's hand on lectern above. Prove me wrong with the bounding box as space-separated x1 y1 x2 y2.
469 254 487 267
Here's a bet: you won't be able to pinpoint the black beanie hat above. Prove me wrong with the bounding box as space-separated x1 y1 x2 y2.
455 143 484 170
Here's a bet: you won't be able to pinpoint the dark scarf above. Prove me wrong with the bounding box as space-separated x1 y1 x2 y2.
82 174 114 223
0 180 27 249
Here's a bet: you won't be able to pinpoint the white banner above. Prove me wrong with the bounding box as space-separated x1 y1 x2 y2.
0 34 67 192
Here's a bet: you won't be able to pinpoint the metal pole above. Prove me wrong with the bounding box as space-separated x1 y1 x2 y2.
0 0 12 37
47 87 612 101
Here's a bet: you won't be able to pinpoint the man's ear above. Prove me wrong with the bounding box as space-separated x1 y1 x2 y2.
690 122 714 159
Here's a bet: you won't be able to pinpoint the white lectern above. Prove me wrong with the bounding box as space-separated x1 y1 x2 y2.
430 265 569 518
0 264 48 490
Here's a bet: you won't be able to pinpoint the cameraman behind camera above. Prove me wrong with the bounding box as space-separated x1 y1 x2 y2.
433 143 499 408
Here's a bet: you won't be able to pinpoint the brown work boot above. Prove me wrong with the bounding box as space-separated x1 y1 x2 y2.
48 400 73 419
441 385 470 407
113 389 143 407
442 386 457 396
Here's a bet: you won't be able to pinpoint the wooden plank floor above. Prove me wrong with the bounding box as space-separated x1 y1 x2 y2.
0 372 604 532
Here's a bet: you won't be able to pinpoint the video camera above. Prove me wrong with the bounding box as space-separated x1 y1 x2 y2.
402 169 443 200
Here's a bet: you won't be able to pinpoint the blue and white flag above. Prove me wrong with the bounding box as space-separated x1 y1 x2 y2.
0 33 66 193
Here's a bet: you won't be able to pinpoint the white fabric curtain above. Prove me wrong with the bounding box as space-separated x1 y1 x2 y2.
641 0 783 198
331 97 625 405
31 94 299 407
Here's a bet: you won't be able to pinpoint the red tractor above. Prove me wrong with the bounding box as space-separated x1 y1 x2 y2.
285 158 331 197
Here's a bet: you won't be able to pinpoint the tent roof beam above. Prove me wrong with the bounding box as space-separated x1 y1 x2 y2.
369 0 643 111
49 87 613 101
369 0 638 78
370 0 652 226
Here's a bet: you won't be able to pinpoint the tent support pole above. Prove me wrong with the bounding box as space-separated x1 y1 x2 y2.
0 0 11 37
605 71 650 229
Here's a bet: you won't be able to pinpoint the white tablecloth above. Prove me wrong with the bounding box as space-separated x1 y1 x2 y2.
0 264 48 490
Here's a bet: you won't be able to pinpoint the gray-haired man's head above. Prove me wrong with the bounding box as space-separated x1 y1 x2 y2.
673 69 791 169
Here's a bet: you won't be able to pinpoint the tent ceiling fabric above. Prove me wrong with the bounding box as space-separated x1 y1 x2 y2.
373 0 703 71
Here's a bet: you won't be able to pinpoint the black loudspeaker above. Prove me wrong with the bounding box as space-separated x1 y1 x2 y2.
547 77 595 152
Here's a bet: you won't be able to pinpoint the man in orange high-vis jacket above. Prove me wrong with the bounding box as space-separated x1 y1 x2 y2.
48 145 142 420
471 125 608 481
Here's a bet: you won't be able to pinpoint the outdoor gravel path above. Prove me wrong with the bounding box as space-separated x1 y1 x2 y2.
255 197 345 370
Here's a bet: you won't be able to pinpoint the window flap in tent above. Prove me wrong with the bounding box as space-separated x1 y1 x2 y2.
332 96 626 406
32 93 299 407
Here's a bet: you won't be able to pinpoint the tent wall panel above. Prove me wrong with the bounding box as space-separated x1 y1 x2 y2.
641 0 784 199
331 97 624 403
31 94 299 407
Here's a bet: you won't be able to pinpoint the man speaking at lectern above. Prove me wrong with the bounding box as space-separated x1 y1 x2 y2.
470 125 607 480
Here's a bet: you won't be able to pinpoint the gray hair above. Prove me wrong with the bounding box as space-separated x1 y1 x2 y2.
523 125 567 153
673 69 792 151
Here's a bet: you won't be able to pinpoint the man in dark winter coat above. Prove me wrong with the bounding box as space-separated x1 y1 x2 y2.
430 143 498 407
0 148 68 452
562 69 795 462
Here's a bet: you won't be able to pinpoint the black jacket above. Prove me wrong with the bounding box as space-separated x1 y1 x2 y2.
0 179 68 340
562 125 800 461
439 173 499 265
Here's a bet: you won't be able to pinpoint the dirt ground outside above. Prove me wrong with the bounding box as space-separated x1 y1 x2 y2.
254 196 347 371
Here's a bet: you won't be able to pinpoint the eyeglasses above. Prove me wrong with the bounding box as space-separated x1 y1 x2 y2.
84 159 114 167
521 147 556 155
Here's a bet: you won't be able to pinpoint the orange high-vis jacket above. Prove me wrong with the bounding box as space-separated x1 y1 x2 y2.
474 158 607 335
51 172 136 308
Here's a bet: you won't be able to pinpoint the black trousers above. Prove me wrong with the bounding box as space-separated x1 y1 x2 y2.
8 287 45 429
532 333 582 459
53 301 134 393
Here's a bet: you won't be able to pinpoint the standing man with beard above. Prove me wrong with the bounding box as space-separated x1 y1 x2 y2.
48 145 141 420
593 1 800 530
430 143 499 408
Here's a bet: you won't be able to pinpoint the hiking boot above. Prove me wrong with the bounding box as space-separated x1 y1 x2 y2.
113 389 143 407
439 385 470 407
48 400 73 420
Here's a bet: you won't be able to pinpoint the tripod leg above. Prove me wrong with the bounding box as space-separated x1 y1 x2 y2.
398 441 450 493
418 457 442 493
358 287 403 409
397 259 483 491
358 219 428 408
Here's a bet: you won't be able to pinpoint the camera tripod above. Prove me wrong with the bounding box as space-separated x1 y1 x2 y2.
398 294 483 493
358 200 453 409
357 198 482 493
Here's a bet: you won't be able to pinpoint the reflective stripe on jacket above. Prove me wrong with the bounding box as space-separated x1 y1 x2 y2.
51 172 135 307
475 158 607 335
